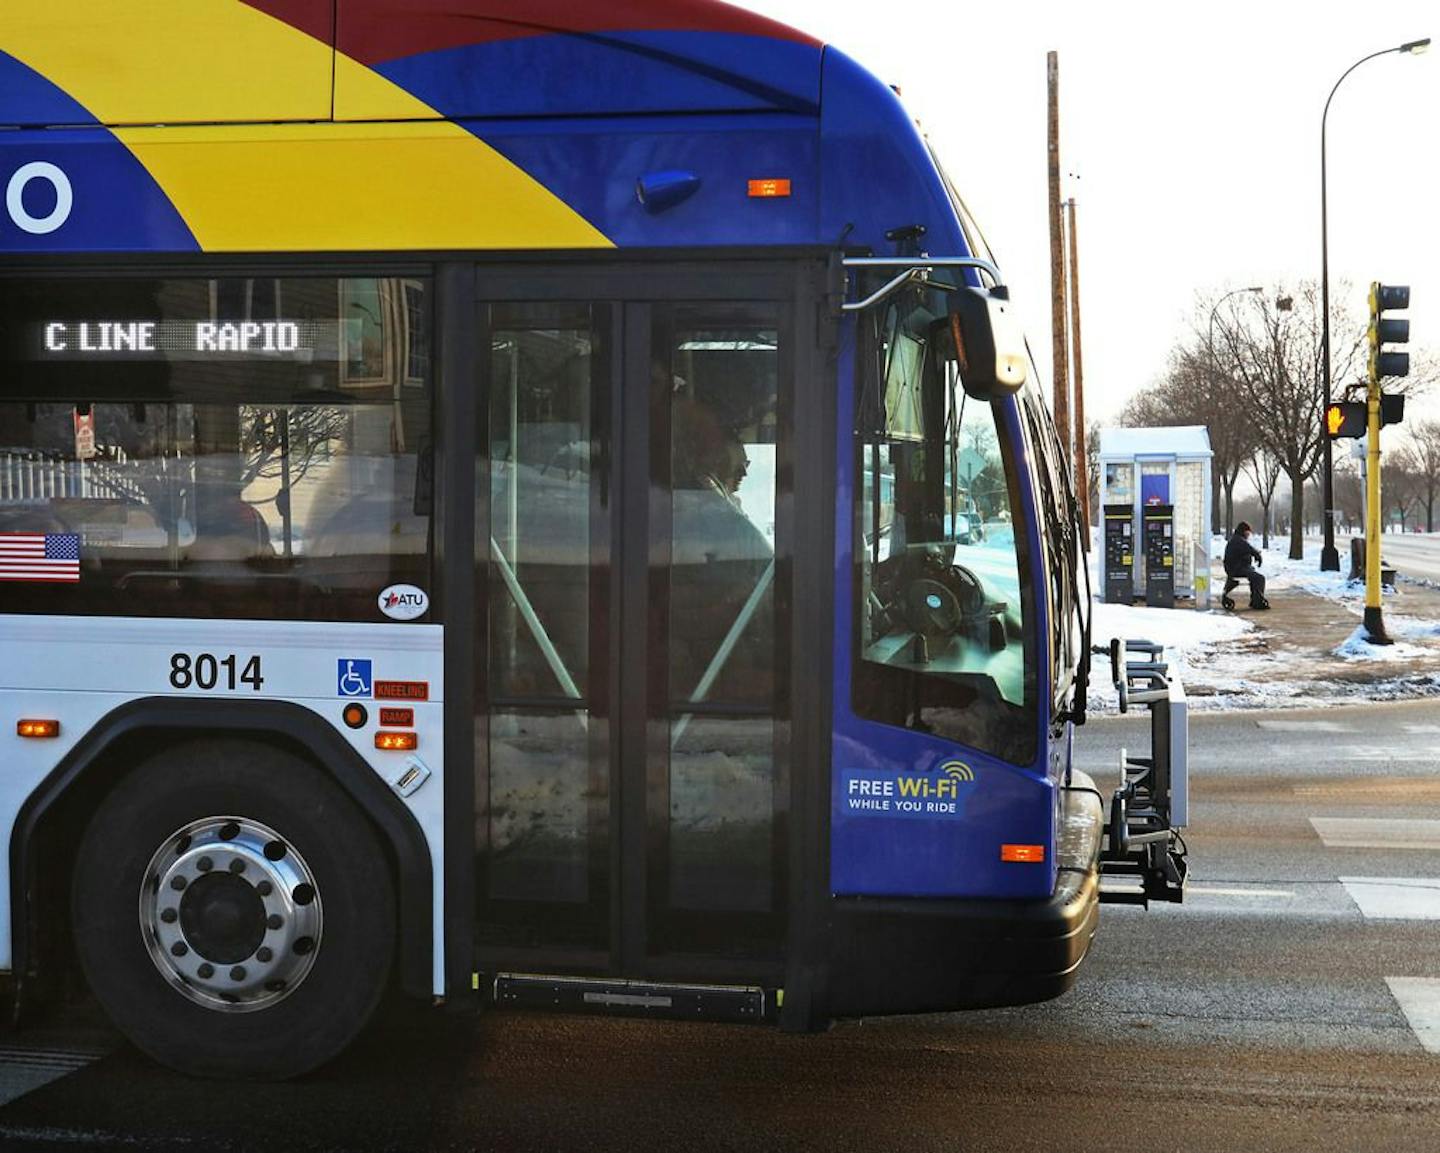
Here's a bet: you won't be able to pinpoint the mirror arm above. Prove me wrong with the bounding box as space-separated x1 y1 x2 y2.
841 256 1003 313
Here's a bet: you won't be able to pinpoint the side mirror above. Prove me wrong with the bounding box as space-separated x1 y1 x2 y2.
949 286 1027 399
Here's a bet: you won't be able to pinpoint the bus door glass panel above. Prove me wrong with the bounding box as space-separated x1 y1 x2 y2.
480 303 610 948
854 287 1037 766
0 276 432 622
650 304 787 956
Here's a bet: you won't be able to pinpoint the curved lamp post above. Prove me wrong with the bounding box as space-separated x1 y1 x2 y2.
1320 37 1430 572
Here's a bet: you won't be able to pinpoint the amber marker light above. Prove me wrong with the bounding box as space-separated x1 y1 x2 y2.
17 719 60 739
342 703 368 729
1001 844 1046 863
375 731 418 751
747 178 791 198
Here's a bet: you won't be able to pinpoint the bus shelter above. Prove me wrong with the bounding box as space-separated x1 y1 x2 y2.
1098 426 1213 608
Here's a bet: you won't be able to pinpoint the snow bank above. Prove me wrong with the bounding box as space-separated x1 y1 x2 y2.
1334 626 1431 662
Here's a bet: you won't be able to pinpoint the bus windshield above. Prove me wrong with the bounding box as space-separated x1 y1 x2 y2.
854 284 1037 766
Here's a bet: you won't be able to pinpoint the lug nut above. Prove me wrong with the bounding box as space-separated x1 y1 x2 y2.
160 908 178 924
230 966 247 982
267 914 284 930
170 876 187 891
171 941 188 957
256 881 273 897
197 856 213 872
197 963 214 979
229 859 246 874
256 947 273 963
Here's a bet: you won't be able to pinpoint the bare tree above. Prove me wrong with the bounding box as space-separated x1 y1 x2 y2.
1212 282 1365 559
1120 344 1256 535
1332 454 1364 534
1387 445 1424 533
1403 419 1440 532
1241 448 1283 549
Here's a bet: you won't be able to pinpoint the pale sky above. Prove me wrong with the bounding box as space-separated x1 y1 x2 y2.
733 0 1438 426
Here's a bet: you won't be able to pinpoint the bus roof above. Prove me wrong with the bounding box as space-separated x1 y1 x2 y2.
2 0 824 127
0 2 965 259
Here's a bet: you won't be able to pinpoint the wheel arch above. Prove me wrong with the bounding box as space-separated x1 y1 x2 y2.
12 697 433 1003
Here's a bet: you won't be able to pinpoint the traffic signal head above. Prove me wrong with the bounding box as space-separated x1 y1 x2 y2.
1368 281 1412 381
1325 401 1366 439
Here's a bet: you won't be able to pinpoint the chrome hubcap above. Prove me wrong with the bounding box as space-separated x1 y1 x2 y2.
139 817 322 1013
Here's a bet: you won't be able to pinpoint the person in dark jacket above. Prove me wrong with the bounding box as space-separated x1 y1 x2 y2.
1222 521 1268 610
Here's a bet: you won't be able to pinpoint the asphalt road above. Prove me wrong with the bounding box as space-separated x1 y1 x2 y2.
1305 531 1440 583
1373 534 1440 584
1 701 1439 1151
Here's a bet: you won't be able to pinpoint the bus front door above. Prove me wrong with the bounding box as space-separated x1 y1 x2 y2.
475 278 794 989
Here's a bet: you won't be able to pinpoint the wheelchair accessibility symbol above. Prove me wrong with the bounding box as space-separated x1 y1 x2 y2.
337 659 373 698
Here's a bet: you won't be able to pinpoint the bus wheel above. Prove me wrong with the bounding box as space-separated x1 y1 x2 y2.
71 740 395 1079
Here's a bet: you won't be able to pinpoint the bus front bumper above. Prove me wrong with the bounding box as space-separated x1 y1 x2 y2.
824 775 1104 1015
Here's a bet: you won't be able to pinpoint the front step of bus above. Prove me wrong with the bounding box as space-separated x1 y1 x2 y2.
491 974 769 1023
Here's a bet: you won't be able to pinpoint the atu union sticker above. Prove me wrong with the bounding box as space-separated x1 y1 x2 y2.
378 584 429 621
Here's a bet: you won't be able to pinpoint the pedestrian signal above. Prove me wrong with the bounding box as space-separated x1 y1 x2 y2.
1325 401 1366 439
1368 282 1411 381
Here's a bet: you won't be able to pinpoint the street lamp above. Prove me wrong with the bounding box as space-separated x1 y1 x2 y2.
1207 285 1263 358
1319 36 1430 573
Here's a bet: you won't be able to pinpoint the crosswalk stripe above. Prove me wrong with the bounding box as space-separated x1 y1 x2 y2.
1387 978 1440 1054
1403 724 1440 734
1341 877 1440 920
1310 817 1440 850
1256 720 1355 733
1332 746 1434 763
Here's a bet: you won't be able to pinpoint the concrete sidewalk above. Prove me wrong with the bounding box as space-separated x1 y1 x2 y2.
1184 561 1440 703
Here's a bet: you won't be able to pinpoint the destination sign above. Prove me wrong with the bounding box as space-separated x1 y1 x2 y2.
34 319 339 361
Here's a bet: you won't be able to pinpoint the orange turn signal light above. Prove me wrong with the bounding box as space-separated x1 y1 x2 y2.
747 178 791 198
342 703 368 729
1000 844 1046 863
17 719 60 739
375 730 418 752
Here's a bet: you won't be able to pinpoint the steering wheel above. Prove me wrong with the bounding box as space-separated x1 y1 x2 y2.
900 564 986 639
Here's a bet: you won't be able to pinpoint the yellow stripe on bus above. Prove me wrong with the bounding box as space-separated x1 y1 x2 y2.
115 120 614 252
2 0 331 123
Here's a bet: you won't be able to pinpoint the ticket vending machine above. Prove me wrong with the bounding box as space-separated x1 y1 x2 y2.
1103 504 1134 603
1142 504 1175 608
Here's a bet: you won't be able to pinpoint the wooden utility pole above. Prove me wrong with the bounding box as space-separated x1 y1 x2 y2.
1047 52 1071 471
1066 197 1090 544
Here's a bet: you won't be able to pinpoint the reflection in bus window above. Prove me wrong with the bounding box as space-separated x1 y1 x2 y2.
854 286 1036 766
0 276 432 622
659 314 781 920
482 305 607 917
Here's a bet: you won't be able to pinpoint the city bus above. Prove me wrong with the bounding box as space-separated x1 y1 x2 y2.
0 0 1186 1077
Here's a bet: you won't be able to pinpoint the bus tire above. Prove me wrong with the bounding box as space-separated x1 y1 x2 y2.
70 738 395 1079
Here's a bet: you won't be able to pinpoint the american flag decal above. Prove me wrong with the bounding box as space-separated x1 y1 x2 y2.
0 533 81 582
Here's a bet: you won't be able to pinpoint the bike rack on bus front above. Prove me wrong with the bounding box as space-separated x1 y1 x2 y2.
1098 638 1189 906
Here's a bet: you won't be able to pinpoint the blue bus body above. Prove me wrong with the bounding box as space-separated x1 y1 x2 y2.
0 2 1145 1072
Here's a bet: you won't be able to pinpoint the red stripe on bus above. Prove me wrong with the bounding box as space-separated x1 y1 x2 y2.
334 0 819 67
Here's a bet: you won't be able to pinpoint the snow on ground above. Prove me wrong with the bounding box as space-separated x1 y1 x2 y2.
1086 537 1440 712
1334 626 1430 662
